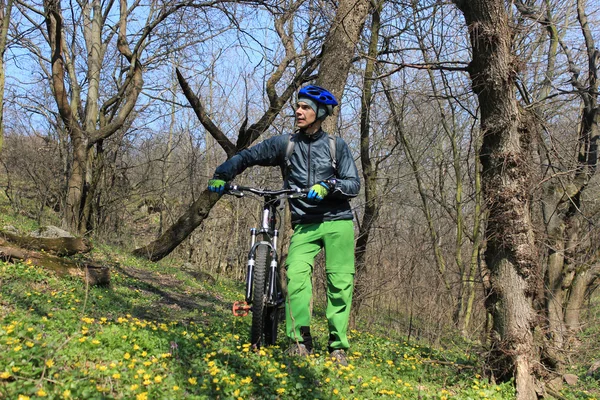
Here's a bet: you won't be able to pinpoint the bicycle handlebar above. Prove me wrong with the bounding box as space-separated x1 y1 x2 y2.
224 183 308 199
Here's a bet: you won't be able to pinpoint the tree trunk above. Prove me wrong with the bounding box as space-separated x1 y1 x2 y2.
352 2 381 326
318 0 372 134
133 191 220 261
0 0 13 153
453 1 542 398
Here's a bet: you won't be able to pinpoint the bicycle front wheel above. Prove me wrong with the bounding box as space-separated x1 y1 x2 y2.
250 244 269 347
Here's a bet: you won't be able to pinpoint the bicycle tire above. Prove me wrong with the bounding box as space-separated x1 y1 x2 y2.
250 244 269 347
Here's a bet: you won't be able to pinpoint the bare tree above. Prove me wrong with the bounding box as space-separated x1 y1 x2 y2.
513 0 600 370
352 0 385 323
39 0 249 234
453 1 542 397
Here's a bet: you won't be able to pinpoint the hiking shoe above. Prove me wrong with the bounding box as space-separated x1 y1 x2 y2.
329 349 348 366
287 343 311 357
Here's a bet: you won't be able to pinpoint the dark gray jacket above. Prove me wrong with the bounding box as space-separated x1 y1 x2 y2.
213 129 360 225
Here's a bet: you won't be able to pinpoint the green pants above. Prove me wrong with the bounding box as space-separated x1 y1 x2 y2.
285 220 355 351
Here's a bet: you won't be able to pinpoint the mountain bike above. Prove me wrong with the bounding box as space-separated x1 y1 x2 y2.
227 183 307 348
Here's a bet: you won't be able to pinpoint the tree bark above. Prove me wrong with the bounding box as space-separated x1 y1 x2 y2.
453 1 542 398
318 0 372 133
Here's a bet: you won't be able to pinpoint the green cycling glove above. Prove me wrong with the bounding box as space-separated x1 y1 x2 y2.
208 179 226 195
307 181 330 201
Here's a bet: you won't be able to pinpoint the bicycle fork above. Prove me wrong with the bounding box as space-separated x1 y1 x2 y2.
233 228 281 317
233 228 258 317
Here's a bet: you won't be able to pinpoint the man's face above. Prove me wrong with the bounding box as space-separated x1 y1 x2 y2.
295 102 317 130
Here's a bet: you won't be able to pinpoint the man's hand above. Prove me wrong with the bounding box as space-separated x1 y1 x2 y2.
208 179 226 195
307 181 330 201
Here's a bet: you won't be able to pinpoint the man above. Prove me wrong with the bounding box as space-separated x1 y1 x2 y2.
208 85 360 366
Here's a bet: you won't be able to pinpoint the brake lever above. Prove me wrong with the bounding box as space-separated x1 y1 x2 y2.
228 190 244 198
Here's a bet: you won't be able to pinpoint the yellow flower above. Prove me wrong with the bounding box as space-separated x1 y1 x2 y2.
25 341 34 348
136 392 148 400
37 389 47 397
45 360 54 368
62 389 71 398
12 367 21 373
113 373 121 379
276 388 286 394
0 371 11 379
124 352 131 360
13 345 22 352
154 375 162 383
333 388 339 394
188 377 197 385
17 395 31 400
173 386 180 391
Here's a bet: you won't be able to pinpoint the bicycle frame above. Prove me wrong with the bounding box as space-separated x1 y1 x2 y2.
227 184 306 341
245 195 282 307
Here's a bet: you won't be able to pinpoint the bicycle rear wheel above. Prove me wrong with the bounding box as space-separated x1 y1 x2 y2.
250 244 269 347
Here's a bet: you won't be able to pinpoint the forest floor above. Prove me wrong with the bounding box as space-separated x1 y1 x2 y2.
1 213 599 399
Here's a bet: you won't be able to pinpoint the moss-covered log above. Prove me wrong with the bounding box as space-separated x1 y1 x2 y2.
0 241 109 286
0 230 90 256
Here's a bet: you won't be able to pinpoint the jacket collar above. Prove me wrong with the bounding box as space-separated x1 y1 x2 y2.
298 128 326 141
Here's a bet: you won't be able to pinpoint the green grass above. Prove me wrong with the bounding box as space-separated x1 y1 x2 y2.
0 244 597 399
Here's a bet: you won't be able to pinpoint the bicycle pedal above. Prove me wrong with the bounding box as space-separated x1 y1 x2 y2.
232 301 251 317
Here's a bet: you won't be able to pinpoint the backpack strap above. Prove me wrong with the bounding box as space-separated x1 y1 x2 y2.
282 133 297 187
328 134 337 173
285 134 296 171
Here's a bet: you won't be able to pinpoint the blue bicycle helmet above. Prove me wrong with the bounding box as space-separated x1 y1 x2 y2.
298 85 338 120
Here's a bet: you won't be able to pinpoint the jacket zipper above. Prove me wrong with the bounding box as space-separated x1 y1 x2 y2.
307 140 312 187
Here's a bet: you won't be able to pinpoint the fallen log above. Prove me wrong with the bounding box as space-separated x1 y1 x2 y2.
0 229 91 256
0 241 109 286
